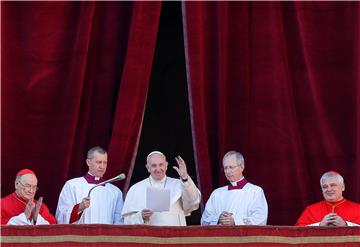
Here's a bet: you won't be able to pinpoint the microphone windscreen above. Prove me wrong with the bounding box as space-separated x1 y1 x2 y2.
118 173 126 180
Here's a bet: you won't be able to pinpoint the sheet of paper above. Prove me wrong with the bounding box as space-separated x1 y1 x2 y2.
146 187 170 212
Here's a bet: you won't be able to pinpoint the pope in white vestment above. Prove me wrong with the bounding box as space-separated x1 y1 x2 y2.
201 151 268 225
122 151 201 226
56 146 123 224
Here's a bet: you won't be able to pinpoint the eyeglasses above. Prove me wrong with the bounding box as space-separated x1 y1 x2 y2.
223 165 240 171
18 181 39 191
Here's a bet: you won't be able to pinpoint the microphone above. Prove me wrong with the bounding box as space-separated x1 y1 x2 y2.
87 173 126 197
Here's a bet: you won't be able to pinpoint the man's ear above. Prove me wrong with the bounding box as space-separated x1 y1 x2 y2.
240 164 245 171
86 159 91 167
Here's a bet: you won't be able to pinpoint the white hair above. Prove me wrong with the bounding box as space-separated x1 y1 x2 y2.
320 171 344 186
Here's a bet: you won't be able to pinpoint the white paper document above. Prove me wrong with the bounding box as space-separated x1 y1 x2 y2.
146 187 170 212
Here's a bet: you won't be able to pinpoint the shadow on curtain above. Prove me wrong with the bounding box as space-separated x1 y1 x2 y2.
1 1 161 212
182 1 360 225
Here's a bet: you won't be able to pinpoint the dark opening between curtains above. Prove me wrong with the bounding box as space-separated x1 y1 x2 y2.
131 2 200 225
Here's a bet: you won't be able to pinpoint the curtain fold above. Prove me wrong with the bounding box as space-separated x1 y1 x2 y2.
183 1 360 224
1 2 161 212
108 2 162 192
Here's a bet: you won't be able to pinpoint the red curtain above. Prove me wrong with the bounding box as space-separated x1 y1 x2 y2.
1 2 161 211
183 2 360 225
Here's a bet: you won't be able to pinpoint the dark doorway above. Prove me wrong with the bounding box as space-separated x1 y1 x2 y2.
130 2 200 225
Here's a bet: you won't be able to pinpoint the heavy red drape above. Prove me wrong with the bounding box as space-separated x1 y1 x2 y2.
1 2 161 211
183 2 360 225
2 1 360 226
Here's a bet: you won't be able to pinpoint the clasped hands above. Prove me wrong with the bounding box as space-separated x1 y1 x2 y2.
24 197 43 223
320 213 347 226
218 211 235 225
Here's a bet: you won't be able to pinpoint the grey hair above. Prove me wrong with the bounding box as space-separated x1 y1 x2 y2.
320 171 344 186
223 151 245 166
14 173 37 185
146 151 166 163
15 175 22 184
87 146 107 159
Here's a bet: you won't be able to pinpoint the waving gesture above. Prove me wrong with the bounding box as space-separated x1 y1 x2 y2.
173 156 188 181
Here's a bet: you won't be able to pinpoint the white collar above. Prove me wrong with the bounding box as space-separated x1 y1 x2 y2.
230 176 244 186
88 172 101 180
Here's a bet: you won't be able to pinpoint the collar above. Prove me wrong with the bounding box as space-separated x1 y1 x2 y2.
325 198 346 207
228 177 248 190
149 176 167 188
84 172 105 185
12 192 29 205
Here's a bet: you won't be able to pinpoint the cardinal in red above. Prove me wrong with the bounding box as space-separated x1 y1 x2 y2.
1 169 56 225
296 171 360 226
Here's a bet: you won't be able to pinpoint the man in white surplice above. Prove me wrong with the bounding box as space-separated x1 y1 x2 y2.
121 151 201 226
55 146 123 224
201 151 268 225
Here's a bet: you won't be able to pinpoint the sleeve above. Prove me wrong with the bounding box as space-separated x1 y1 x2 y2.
180 177 201 215
245 187 268 225
7 213 33 225
200 192 219 225
1 200 11 225
35 214 50 225
121 185 146 225
56 181 80 224
123 211 145 224
346 221 360 226
295 206 318 226
38 203 57 224
113 189 124 224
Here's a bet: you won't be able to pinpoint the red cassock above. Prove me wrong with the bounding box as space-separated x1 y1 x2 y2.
295 198 360 226
0 192 56 224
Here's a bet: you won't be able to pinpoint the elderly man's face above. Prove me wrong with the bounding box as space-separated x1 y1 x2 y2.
321 177 344 202
87 151 108 177
146 153 168 181
223 154 244 182
15 174 38 201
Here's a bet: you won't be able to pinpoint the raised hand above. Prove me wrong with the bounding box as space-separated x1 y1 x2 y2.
24 198 35 220
32 197 43 222
173 156 188 180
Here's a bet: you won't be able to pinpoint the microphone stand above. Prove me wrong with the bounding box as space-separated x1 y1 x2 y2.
87 173 125 197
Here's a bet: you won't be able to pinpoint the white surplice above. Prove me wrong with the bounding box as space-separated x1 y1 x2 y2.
55 177 123 224
201 182 268 225
122 176 201 226
8 213 50 225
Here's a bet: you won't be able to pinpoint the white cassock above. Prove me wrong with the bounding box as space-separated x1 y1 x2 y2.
201 182 268 225
122 176 201 226
56 177 123 224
